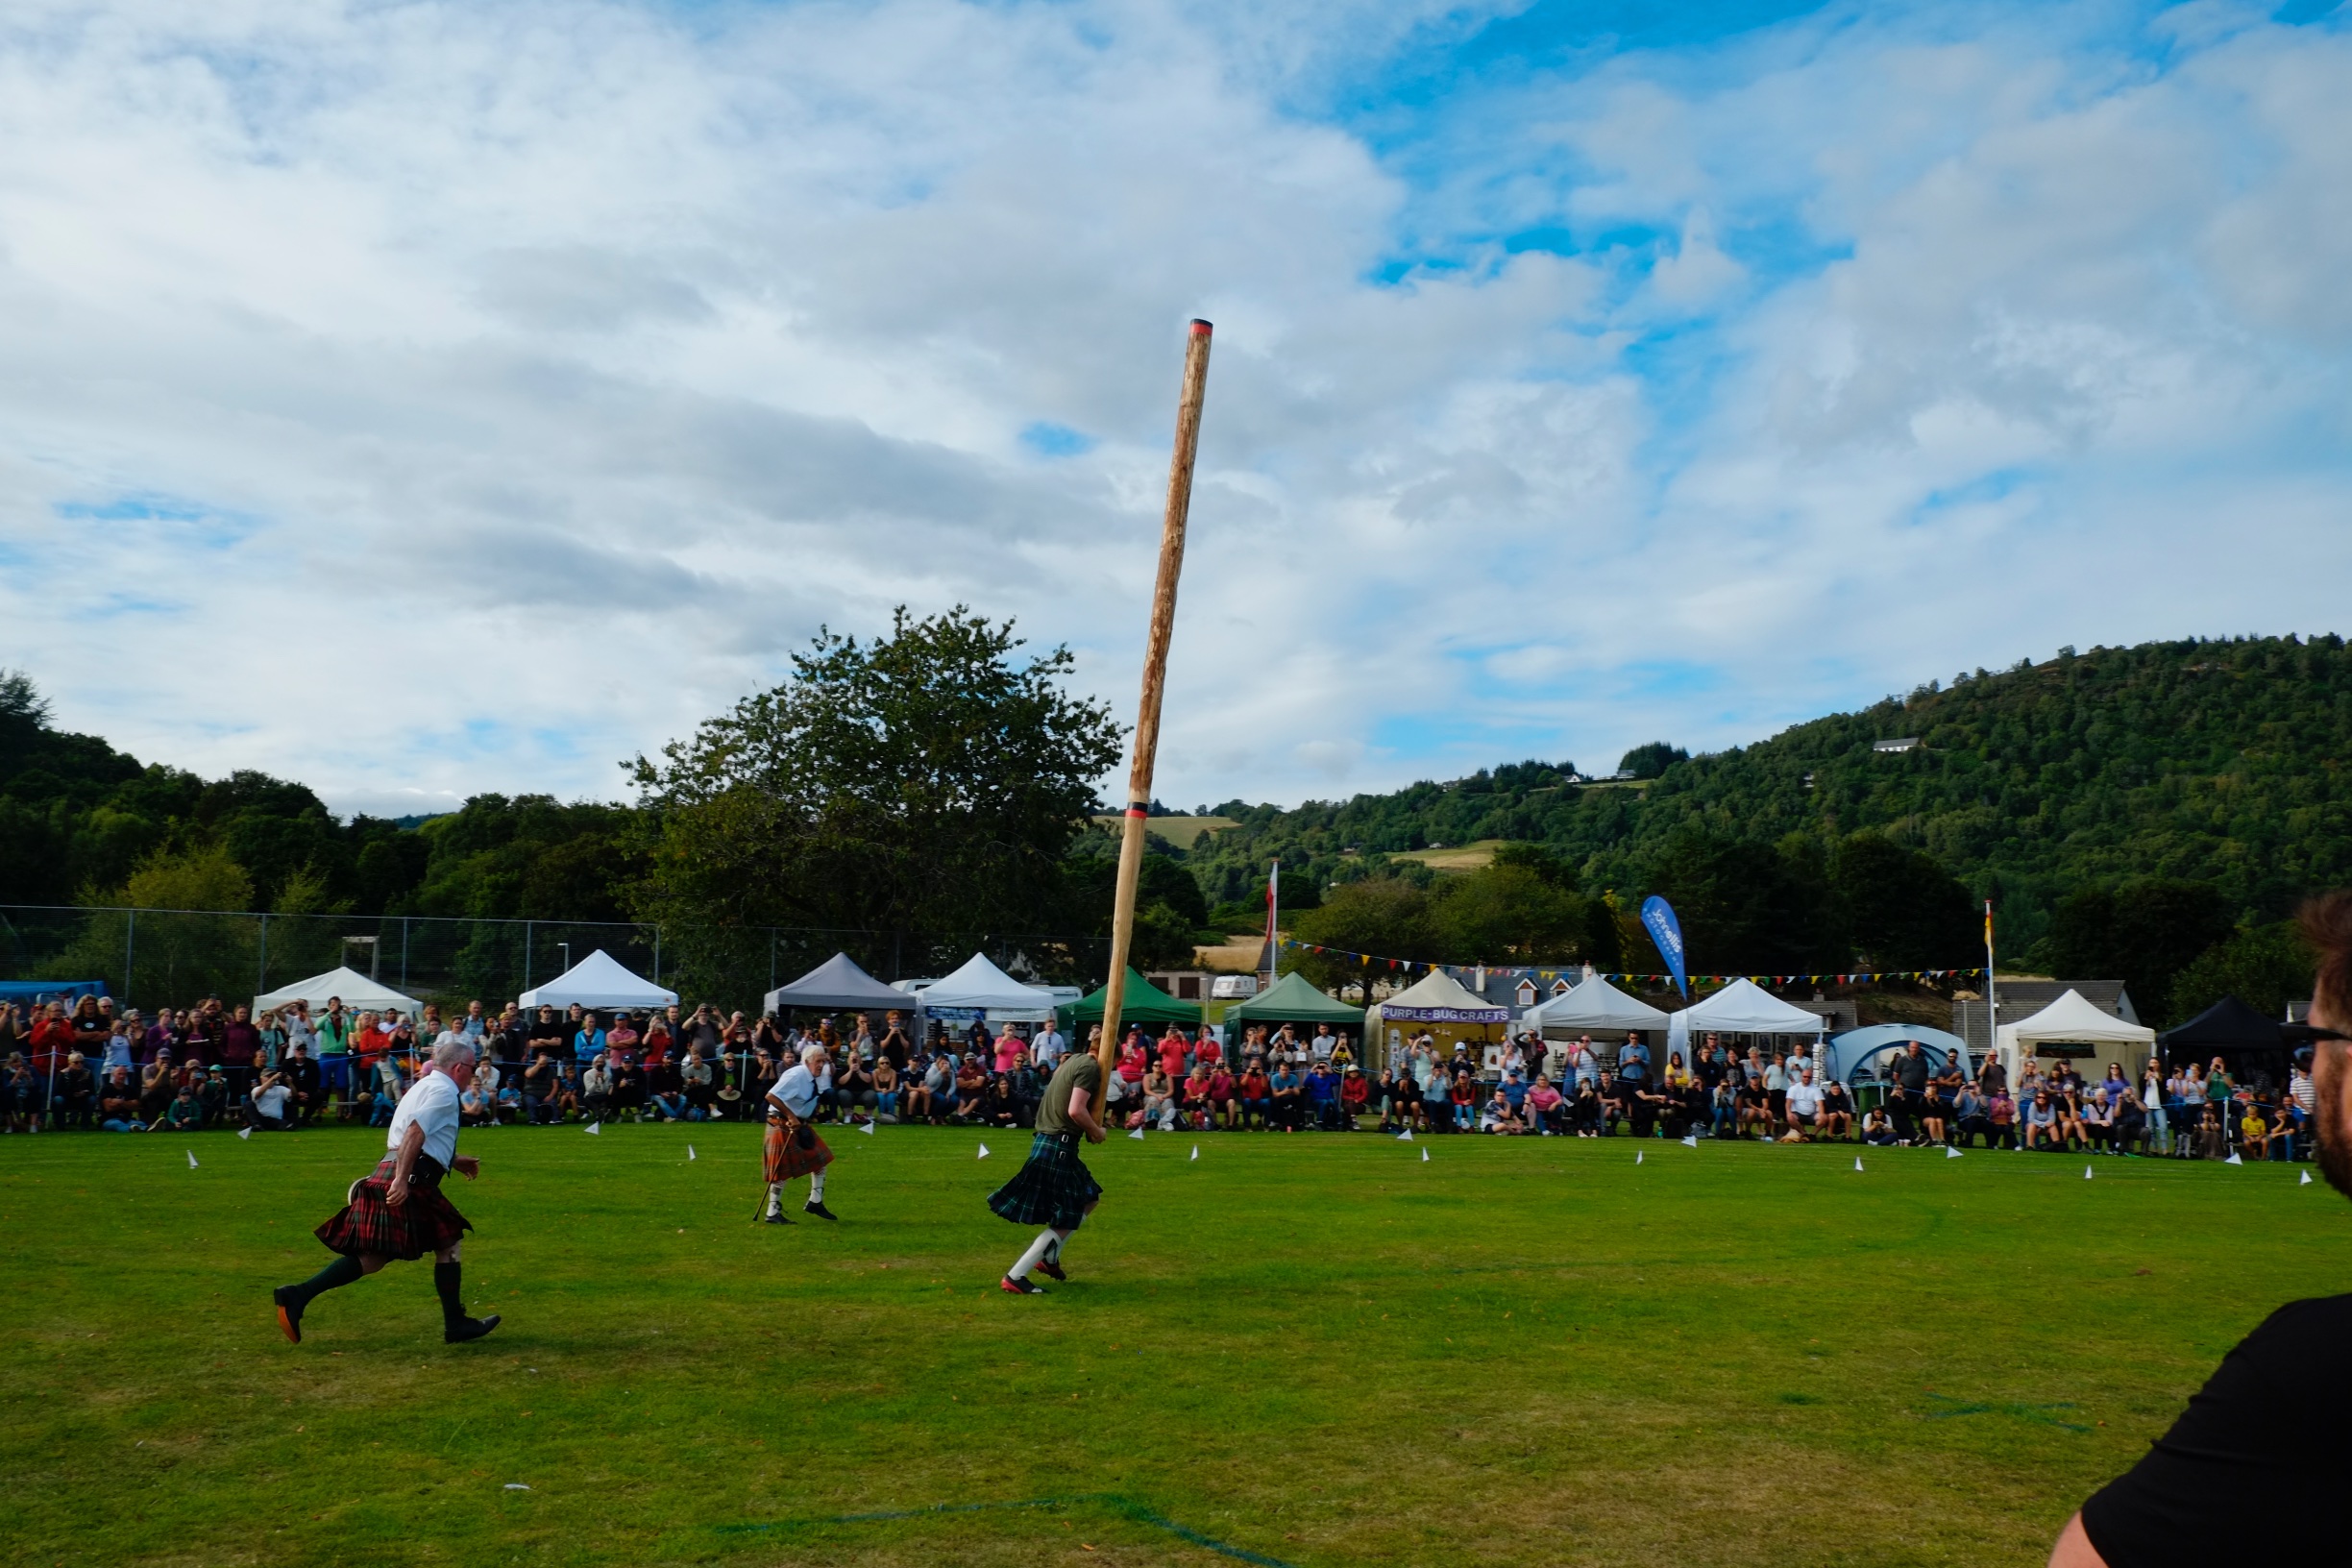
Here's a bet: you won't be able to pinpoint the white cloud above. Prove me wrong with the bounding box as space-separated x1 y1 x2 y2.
0 0 2346 820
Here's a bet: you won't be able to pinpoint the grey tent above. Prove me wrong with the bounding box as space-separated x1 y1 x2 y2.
764 952 912 1015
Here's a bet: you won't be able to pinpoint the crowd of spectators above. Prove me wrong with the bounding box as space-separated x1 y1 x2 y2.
0 994 2315 1162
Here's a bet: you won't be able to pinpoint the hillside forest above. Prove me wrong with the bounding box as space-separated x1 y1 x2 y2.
1 632 2342 1024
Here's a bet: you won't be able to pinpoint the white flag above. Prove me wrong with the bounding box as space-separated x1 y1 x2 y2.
1128 1126 1145 1139
2225 1151 2242 1165
1635 1150 1644 1164
237 1126 253 1140
1420 1147 1430 1163
585 1122 600 1136
186 1149 199 1168
1853 1157 1864 1172
1189 1144 1199 1162
2084 1164 2095 1180
2302 1170 2315 1186
687 1144 697 1160
1946 1145 1963 1160
1680 1135 1698 1148
977 1142 990 1160
1397 1130 1413 1141
858 1118 876 1136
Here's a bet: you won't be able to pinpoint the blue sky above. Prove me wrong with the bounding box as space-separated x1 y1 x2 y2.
0 0 2346 816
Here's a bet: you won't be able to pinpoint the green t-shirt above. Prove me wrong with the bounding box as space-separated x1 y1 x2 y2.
1036 1053 1103 1137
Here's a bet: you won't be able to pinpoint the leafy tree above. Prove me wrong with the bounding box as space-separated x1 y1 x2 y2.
2168 921 2313 1023
1643 828 1839 975
1430 863 1590 966
629 608 1121 1001
1291 878 1435 1003
1833 833 1978 970
1617 742 1688 779
2046 879 2236 1027
53 844 257 1006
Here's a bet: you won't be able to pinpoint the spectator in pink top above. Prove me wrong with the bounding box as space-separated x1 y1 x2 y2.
1157 1026 1188 1080
992 1028 1025 1074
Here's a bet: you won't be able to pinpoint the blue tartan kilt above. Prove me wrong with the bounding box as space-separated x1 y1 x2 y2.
988 1131 1102 1229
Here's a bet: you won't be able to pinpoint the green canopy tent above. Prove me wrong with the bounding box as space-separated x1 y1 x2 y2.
1058 968 1202 1031
1227 970 1366 1026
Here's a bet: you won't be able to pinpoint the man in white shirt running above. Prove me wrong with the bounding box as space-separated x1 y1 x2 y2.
762 1046 838 1223
272 1039 499 1346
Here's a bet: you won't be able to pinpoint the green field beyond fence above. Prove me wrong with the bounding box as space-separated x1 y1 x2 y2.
4 1126 2344 1567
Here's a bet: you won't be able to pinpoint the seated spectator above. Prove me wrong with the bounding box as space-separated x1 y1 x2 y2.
98 1065 144 1131
873 1058 900 1123
1305 1061 1340 1130
248 1068 295 1132
985 1072 1020 1128
1340 1065 1368 1128
1269 1063 1303 1132
1526 1074 1563 1135
648 1074 688 1122
2022 1090 2060 1150
951 1057 987 1122
2241 1100 2270 1161
1008 1061 1042 1128
523 1051 561 1124
1569 1080 1603 1136
56 1052 97 1130
1142 1066 1177 1131
1450 1068 1478 1133
1207 1064 1237 1130
681 1052 716 1121
457 1078 492 1127
2116 1089 2148 1155
1819 1079 1854 1141
1737 1077 1773 1139
580 1058 614 1123
1986 1088 2018 1150
1780 1069 1824 1141
1860 1105 1900 1145
2055 1089 2088 1151
1479 1089 1523 1134
197 1066 230 1128
165 1079 204 1130
1951 1084 1989 1147
909 1051 943 1124
2081 1089 2116 1153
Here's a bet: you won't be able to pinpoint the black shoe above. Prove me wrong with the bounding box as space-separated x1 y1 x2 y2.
272 1286 304 1345
444 1314 500 1345
1000 1275 1047 1295
1035 1259 1067 1282
761 1212 795 1225
804 1201 838 1221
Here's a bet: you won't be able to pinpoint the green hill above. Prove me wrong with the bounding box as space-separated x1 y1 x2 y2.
1184 635 2351 1016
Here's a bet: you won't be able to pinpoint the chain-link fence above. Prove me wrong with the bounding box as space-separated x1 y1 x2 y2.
0 904 1112 1015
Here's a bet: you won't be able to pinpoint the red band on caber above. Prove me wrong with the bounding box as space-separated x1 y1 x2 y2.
1189 319 1213 334
1124 808 1150 819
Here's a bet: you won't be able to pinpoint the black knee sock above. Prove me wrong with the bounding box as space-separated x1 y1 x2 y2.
432 1262 467 1330
286 1253 363 1308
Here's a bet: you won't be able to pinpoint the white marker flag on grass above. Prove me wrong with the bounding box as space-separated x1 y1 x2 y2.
688 1145 697 1160
585 1122 600 1136
1854 1157 1864 1172
2303 1170 2315 1186
186 1149 199 1168
1947 1145 1963 1159
2084 1165 2095 1180
859 1118 876 1136
1189 1144 1199 1162
2226 1152 2242 1165
1635 1150 1644 1165
1421 1147 1430 1163
1680 1135 1698 1148
977 1142 990 1160
238 1126 253 1140
1128 1126 1145 1140
1397 1130 1412 1141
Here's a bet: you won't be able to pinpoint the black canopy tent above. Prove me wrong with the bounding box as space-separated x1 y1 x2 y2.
2160 993 2296 1090
763 952 913 1016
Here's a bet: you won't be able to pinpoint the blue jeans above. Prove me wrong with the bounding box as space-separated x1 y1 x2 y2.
651 1092 686 1120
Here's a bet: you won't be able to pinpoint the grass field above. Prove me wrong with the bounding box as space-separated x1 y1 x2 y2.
4 1123 2345 1568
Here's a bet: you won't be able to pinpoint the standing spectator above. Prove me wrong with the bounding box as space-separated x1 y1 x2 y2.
1891 1042 1931 1144
573 1010 606 1088
313 998 354 1108
2141 1058 2170 1155
1618 1031 1652 1102
1309 1024 1338 1065
219 1004 262 1104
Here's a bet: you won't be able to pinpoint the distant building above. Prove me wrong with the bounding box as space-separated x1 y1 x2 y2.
1873 737 1921 754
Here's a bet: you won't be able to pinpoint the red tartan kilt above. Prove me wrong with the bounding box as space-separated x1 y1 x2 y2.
764 1116 833 1183
315 1155 471 1261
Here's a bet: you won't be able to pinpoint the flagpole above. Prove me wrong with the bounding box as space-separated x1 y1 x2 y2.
1262 858 1280 994
1098 320 1214 1084
1983 898 1997 1080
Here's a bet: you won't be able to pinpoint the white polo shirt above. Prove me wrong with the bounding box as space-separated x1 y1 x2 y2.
1785 1079 1824 1118
770 1062 829 1119
387 1069 463 1167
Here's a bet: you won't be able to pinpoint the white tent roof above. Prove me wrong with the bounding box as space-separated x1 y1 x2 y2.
257 966 422 1017
1376 969 1510 1022
518 949 678 1010
1997 988 2154 1053
1668 978 1822 1059
1525 975 1671 1033
916 953 1057 1017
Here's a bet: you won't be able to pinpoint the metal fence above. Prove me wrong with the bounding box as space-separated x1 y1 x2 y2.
0 904 1112 1016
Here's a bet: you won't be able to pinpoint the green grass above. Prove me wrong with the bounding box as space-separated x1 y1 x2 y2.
3 1123 2345 1567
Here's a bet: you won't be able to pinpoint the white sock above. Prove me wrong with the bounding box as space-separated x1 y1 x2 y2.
1010 1229 1056 1280
765 1182 782 1216
807 1171 825 1202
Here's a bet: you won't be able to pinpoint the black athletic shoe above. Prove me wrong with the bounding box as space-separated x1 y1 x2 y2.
272 1286 304 1345
999 1275 1047 1295
803 1201 838 1221
1034 1259 1067 1282
445 1313 501 1345
761 1212 795 1225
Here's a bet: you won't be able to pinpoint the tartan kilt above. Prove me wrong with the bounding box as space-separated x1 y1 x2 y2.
988 1131 1101 1229
314 1154 470 1261
764 1115 834 1183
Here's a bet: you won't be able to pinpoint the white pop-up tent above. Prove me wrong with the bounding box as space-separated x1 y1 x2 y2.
1376 970 1511 1022
518 949 678 1010
1667 977 1824 1060
257 966 422 1017
1524 974 1671 1035
1997 988 2155 1076
914 953 1058 1019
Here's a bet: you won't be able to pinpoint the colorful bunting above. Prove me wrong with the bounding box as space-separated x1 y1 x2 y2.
1277 938 1985 990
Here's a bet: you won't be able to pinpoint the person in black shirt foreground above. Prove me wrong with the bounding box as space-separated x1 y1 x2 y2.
2051 889 2352 1567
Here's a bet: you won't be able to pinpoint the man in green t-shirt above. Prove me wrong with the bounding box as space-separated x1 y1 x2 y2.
986 1050 1106 1294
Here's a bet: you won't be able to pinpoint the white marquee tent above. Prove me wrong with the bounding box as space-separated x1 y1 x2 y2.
518 949 678 1010
1667 977 1825 1060
1375 970 1510 1023
914 953 1058 1019
1524 975 1671 1035
1996 988 2155 1073
256 966 423 1017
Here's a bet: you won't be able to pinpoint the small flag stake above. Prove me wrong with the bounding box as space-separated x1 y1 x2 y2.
238 1126 253 1140
2225 1152 2242 1165
1946 1145 1963 1160
186 1149 199 1168
858 1118 876 1136
1854 1157 1864 1172
1680 1134 1698 1148
688 1144 697 1160
585 1122 600 1136
1421 1147 1430 1163
1189 1144 1199 1162
1129 1126 1145 1140
1635 1150 1644 1165
977 1142 991 1160
2302 1170 2315 1186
